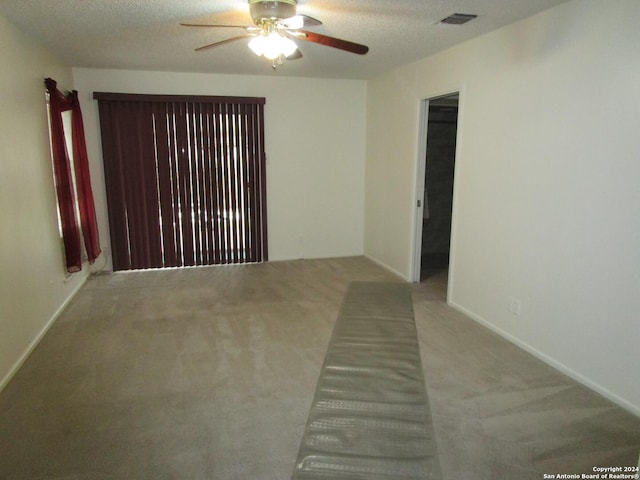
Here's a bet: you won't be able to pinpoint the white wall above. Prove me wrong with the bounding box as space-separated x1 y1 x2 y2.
365 0 640 414
0 15 89 389
72 69 367 268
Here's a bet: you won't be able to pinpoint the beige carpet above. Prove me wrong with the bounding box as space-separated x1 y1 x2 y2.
0 257 638 479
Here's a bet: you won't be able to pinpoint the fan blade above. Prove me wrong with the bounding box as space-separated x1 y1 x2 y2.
287 48 303 60
181 23 258 31
297 30 368 55
195 34 251 52
300 15 323 27
280 14 322 29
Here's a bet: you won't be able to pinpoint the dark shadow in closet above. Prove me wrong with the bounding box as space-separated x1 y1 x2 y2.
421 95 458 281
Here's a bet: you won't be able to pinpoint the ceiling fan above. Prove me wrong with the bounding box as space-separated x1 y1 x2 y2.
181 0 369 69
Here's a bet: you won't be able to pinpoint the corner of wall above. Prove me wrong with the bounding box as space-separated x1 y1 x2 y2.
0 272 88 393
448 300 640 418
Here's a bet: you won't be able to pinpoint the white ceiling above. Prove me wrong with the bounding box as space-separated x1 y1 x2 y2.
0 0 570 79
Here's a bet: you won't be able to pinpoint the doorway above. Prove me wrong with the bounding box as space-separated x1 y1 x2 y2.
413 93 459 282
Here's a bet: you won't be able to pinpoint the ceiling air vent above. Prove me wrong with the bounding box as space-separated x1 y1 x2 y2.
440 13 477 25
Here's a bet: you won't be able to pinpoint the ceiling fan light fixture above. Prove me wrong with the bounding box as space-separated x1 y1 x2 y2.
248 32 297 59
248 35 267 56
263 32 285 59
183 0 368 68
249 0 297 24
279 35 298 57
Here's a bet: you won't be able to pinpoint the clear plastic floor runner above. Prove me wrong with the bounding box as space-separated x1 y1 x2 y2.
292 282 442 480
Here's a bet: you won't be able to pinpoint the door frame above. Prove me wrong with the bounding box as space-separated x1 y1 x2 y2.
411 90 461 285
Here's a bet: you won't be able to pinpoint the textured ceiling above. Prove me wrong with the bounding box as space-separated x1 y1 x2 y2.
0 0 570 79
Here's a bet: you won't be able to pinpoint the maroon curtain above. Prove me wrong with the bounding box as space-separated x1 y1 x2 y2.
69 91 101 262
45 78 101 272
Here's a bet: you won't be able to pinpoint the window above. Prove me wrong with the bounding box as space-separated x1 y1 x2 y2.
44 78 101 273
94 93 268 271
46 106 81 244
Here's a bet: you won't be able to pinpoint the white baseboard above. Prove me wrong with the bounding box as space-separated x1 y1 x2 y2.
0 277 87 393
449 300 640 419
363 254 408 281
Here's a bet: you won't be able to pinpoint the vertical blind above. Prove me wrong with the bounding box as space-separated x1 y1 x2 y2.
94 93 267 271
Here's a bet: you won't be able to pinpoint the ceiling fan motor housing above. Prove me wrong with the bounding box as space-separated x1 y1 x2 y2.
249 0 297 23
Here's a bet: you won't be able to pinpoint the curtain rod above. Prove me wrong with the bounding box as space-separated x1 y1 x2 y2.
93 92 266 105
